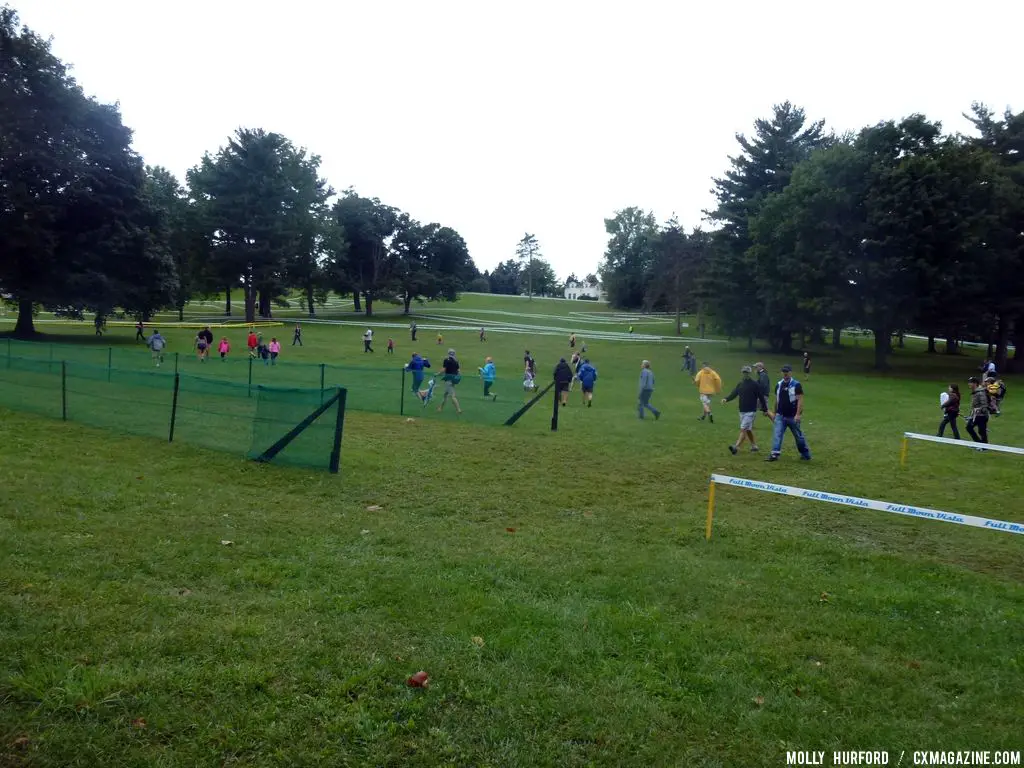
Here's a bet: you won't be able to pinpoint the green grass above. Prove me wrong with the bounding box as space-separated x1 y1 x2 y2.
1 296 1022 767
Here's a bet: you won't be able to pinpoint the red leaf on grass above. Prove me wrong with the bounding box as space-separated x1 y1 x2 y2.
406 671 429 688
505 527 516 533
131 718 147 729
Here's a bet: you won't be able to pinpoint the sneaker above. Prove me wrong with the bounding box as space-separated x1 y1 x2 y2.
708 413 714 423
587 401 592 408
492 394 498 401
750 446 759 453
765 455 779 462
728 445 738 455
654 411 660 421
800 455 811 461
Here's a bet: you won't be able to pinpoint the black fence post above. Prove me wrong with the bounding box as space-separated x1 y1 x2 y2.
400 367 406 415
174 352 179 374
61 361 67 421
107 347 112 382
248 355 253 398
551 382 559 431
168 373 180 442
320 363 325 394
329 387 348 475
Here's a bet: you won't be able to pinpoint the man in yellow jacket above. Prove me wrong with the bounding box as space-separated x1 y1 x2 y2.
694 361 723 423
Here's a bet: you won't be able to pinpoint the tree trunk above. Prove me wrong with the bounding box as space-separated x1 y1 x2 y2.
747 336 754 351
810 327 824 345
832 326 841 349
897 332 904 349
257 288 272 319
675 303 681 336
945 334 958 355
927 335 936 353
403 293 413 315
364 292 373 317
244 286 256 324
13 299 35 338
873 328 891 370
986 341 994 358
697 300 704 339
225 286 231 316
178 305 184 322
353 292 361 312
995 313 1011 372
306 285 316 317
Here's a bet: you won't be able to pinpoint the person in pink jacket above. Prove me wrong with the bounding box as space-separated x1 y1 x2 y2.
269 338 281 365
218 337 230 361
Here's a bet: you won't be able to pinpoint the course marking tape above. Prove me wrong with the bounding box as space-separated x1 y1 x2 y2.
706 473 1024 537
903 432 1024 457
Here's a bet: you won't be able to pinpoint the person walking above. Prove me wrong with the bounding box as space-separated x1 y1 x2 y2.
694 362 723 422
269 337 281 365
755 362 770 400
479 327 486 342
218 336 230 361
965 376 990 444
410 322 417 342
722 365 770 455
938 383 961 440
135 320 145 342
478 356 497 400
363 328 374 353
569 333 577 349
766 364 811 462
523 350 536 377
438 349 462 414
292 323 303 346
637 360 661 420
405 352 431 395
577 358 598 407
387 337 395 355
147 330 167 367
802 352 812 377
682 346 696 375
199 326 214 352
554 357 574 407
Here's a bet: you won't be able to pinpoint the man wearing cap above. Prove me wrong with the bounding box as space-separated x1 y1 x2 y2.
694 361 722 422
438 349 462 414
766 364 811 462
722 365 770 455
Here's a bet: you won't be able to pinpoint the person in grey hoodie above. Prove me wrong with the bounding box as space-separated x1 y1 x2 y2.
637 360 661 420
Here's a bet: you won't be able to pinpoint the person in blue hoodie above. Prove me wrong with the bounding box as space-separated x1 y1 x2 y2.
576 358 598 407
405 352 431 393
478 356 497 400
637 359 660 420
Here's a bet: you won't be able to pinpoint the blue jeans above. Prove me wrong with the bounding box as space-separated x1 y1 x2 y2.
771 415 810 458
638 389 660 418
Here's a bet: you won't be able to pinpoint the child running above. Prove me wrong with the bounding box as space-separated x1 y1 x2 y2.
218 337 230 361
387 337 395 355
478 356 497 400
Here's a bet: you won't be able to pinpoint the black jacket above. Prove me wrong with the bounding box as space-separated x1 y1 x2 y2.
757 369 770 397
554 361 573 386
724 378 768 413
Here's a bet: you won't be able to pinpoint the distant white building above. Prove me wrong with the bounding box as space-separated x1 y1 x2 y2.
564 280 602 300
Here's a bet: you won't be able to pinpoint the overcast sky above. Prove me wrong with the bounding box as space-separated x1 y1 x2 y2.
15 0 1022 280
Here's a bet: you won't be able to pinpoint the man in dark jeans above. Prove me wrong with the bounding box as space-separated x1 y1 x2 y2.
766 364 811 462
965 376 990 444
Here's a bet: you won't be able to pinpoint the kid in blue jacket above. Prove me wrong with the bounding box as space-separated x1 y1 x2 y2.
405 353 431 392
478 357 497 400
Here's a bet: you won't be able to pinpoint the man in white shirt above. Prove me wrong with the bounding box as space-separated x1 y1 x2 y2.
363 329 374 353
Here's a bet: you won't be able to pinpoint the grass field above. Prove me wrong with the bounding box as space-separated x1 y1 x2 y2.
1 294 1022 767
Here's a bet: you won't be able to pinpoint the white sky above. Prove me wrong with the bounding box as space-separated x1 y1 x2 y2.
15 0 1022 281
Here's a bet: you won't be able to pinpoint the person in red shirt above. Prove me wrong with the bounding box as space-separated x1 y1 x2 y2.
247 331 259 359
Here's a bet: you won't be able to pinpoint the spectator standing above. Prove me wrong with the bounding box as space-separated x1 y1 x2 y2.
803 352 811 377
363 328 374 353
292 323 303 346
766 364 811 462
722 365 769 455
637 360 661 420
410 322 417 341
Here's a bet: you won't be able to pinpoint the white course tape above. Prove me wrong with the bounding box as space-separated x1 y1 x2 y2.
904 432 1024 457
709 474 1024 536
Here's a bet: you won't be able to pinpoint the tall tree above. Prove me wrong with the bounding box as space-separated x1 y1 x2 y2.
518 257 557 297
646 219 711 335
599 207 658 309
393 219 472 313
584 272 599 285
488 259 521 295
515 233 541 300
331 190 401 317
187 129 330 323
0 8 178 335
706 102 828 348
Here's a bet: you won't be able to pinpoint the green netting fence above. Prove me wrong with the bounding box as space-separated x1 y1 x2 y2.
0 354 346 472
3 339 543 426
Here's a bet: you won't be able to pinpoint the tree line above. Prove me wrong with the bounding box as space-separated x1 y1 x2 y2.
599 101 1024 370
0 8 479 336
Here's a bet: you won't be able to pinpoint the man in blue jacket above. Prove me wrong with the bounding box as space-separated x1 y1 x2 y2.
405 353 431 394
576 358 598 407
